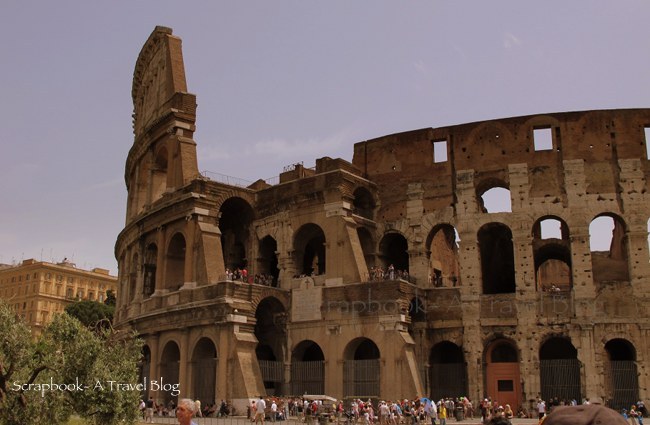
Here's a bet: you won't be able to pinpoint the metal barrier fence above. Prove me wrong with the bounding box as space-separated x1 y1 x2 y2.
606 360 639 411
343 359 380 399
539 359 581 403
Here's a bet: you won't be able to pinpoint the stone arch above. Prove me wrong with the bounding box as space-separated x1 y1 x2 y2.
191 337 217 408
533 216 572 291
605 338 639 411
429 341 467 401
589 213 630 283
165 232 186 291
425 224 461 287
219 197 255 273
378 232 409 274
293 223 326 276
343 337 380 399
478 223 515 294
476 178 511 213
159 340 180 406
539 336 581 403
484 338 521 411
151 145 169 201
291 340 325 395
143 243 157 297
255 296 287 395
353 187 376 220
257 235 279 286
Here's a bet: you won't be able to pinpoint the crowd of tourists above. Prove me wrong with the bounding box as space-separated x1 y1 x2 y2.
141 394 648 425
368 265 410 282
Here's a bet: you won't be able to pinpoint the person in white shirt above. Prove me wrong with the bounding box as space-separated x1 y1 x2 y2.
271 400 278 423
256 396 267 425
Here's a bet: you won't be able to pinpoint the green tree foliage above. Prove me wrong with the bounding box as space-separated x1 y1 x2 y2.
0 301 142 425
65 300 114 330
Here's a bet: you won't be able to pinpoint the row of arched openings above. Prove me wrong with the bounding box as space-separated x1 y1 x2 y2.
427 337 638 411
127 211 634 302
139 335 638 409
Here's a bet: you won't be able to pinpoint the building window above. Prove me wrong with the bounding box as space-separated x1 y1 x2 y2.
432 139 448 163
533 127 553 151
26 274 30 281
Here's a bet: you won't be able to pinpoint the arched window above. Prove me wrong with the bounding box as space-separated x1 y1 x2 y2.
479 223 515 294
589 214 629 283
165 233 186 291
532 217 572 291
293 224 326 276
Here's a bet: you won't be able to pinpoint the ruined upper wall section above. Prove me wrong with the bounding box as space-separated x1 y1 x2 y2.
352 109 650 220
131 26 194 138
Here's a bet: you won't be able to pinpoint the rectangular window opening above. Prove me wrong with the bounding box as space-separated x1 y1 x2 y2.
433 139 448 163
644 126 650 160
497 379 514 392
534 127 553 151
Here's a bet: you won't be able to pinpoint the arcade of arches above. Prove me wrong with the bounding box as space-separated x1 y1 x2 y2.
117 27 650 414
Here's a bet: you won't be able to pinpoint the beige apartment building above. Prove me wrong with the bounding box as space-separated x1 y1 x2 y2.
0 258 117 336
115 26 650 413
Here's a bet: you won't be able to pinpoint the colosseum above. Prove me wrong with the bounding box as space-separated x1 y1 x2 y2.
115 26 650 413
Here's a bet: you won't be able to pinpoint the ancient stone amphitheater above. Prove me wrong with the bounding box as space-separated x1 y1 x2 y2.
115 27 650 412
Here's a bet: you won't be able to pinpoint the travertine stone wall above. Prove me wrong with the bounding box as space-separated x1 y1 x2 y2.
115 27 650 410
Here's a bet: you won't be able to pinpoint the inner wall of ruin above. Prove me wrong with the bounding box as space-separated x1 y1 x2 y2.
115 27 650 410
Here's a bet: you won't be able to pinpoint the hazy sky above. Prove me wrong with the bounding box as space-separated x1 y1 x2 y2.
1 1 649 274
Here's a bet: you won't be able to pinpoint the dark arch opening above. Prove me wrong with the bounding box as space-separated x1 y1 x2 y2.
192 338 217 408
379 232 409 274
294 224 326 276
539 337 581 403
255 297 287 394
478 223 515 294
165 233 186 291
490 342 518 363
159 341 180 406
292 340 325 395
605 339 639 411
258 236 279 286
343 338 380 398
429 341 467 400
220 197 255 272
353 187 375 220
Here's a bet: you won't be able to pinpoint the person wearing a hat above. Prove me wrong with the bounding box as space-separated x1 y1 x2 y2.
540 404 628 425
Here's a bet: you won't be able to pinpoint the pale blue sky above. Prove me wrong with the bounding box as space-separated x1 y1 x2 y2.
1 1 649 273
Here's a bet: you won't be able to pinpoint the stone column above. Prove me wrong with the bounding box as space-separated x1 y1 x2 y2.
578 324 598 400
179 329 191 398
184 218 196 285
148 334 160 400
155 226 166 293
